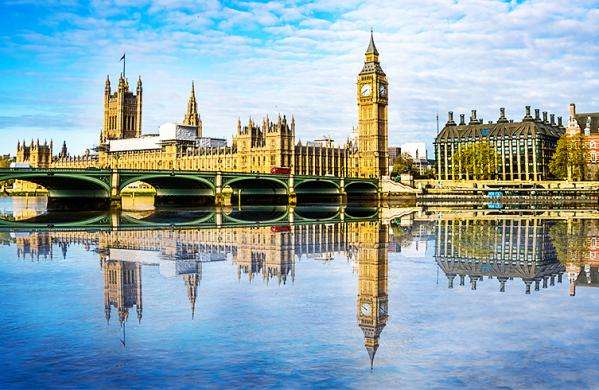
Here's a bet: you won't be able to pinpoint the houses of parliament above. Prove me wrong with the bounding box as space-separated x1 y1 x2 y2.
15 33 389 179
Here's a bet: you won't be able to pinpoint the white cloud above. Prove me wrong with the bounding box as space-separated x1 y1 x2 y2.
0 0 598 155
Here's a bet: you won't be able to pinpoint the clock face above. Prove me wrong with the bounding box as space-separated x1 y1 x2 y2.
379 302 387 316
361 84 372 97
360 303 372 316
379 84 386 97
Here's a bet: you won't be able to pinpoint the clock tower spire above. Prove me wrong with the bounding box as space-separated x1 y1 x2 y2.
357 30 389 178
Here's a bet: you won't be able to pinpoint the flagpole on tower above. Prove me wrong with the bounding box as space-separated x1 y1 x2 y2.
120 52 126 77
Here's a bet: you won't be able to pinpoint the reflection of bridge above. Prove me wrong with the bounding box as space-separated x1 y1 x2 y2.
0 205 383 230
0 168 382 210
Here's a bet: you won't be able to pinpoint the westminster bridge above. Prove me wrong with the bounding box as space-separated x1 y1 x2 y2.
0 168 383 210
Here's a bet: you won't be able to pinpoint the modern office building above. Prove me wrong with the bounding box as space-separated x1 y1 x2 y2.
434 107 564 181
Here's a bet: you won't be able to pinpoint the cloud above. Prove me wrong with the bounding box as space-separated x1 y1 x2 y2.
0 0 598 155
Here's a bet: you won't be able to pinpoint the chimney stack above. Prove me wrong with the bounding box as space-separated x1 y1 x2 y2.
550 114 555 126
569 103 576 118
523 106 533 121
459 114 465 125
558 116 563 127
469 109 478 125
447 111 456 126
498 107 509 123
535 109 540 121
542 111 548 123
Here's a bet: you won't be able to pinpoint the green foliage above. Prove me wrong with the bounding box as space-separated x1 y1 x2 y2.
391 153 414 176
0 155 10 168
390 224 414 247
451 140 499 180
549 134 588 181
452 220 497 259
549 220 592 266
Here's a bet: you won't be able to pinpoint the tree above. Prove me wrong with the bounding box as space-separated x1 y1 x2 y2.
451 141 499 180
549 133 588 181
549 219 593 267
0 155 10 168
391 153 414 176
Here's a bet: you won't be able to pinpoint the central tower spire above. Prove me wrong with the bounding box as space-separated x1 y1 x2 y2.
183 81 202 136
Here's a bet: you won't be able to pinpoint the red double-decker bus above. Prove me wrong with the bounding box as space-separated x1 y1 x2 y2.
270 166 291 174
270 225 291 233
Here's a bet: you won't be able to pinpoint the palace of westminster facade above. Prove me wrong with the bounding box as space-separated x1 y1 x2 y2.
15 33 389 179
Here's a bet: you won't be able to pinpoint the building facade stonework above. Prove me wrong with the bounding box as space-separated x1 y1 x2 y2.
566 103 599 180
16 33 389 180
434 107 564 181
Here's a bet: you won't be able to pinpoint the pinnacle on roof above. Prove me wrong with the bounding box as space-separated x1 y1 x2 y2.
366 28 379 56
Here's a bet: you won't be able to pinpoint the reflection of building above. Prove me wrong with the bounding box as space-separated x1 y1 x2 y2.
183 265 201 319
102 259 143 325
11 219 394 364
561 219 599 296
435 107 564 181
356 222 388 368
14 33 389 179
435 217 564 294
567 264 598 297
15 232 53 260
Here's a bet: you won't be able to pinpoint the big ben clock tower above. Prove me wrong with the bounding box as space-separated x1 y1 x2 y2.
357 30 389 178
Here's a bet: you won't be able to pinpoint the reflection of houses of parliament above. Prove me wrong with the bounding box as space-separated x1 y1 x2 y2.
12 220 390 366
434 217 566 294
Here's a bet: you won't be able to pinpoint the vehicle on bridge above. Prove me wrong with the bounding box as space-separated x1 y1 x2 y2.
9 162 30 169
270 166 291 175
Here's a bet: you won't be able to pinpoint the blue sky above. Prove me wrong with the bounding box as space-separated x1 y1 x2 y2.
0 0 598 155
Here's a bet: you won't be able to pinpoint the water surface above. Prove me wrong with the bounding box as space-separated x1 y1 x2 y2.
0 197 598 388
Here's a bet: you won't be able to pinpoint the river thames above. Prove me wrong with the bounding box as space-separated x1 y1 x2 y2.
0 197 598 388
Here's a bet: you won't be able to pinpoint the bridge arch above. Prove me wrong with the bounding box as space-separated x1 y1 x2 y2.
344 180 378 203
223 176 288 191
0 171 111 194
223 176 288 205
119 173 215 207
0 171 112 210
294 179 340 204
119 174 215 193
294 205 341 221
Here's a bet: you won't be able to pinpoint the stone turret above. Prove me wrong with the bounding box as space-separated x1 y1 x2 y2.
101 65 142 143
566 103 582 136
59 141 68 158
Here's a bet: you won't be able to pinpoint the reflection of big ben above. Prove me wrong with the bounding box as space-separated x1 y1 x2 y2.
182 264 201 319
356 221 389 368
357 30 389 178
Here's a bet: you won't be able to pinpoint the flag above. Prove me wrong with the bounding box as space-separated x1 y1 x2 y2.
120 53 125 61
